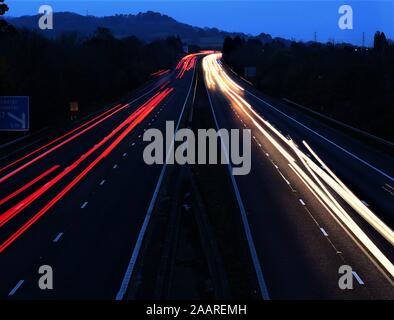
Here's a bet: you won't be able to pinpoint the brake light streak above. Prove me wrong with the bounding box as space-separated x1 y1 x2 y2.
0 103 122 175
0 103 130 184
176 54 198 79
0 165 60 207
0 88 173 238
151 69 170 77
203 53 394 278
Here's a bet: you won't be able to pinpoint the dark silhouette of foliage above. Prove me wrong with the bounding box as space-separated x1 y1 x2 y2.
0 28 183 131
223 36 394 141
0 0 14 33
374 31 389 51
0 0 8 15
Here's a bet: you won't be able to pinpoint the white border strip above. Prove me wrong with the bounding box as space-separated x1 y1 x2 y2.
115 66 196 300
204 79 270 300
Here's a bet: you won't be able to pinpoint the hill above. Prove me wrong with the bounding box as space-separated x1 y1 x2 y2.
6 11 246 47
6 11 291 47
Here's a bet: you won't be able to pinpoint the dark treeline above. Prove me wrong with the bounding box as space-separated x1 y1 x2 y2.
222 34 394 141
0 26 183 133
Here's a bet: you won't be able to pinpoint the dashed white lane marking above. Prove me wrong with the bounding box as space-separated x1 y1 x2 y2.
81 202 88 209
8 280 24 296
123 152 127 157
53 232 64 243
138 135 141 138
278 170 290 185
320 228 328 236
248 89 394 182
131 142 135 146
100 179 106 186
352 271 365 285
299 199 306 206
113 164 118 169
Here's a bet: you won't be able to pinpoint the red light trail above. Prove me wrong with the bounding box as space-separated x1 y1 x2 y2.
0 87 173 253
0 103 123 176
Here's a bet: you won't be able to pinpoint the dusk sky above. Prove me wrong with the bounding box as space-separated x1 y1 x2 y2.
6 1 394 45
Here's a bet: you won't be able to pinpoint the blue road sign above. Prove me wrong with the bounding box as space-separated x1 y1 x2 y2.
0 96 29 131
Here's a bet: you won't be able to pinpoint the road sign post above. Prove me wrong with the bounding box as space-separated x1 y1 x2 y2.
0 96 30 131
70 101 79 120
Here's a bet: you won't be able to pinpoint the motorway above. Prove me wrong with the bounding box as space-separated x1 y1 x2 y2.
0 54 198 299
0 51 393 300
203 53 394 299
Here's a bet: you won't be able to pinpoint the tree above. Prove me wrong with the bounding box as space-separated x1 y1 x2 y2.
93 27 114 40
0 0 8 16
0 0 15 33
374 31 389 51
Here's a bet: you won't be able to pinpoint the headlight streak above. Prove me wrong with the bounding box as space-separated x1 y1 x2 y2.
203 53 394 279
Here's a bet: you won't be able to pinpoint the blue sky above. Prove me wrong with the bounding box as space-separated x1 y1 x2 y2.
6 1 394 45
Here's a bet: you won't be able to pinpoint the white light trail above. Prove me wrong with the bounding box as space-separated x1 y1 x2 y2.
203 53 394 278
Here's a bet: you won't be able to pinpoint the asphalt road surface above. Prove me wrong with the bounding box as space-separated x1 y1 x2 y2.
0 55 198 299
202 53 393 299
0 52 393 300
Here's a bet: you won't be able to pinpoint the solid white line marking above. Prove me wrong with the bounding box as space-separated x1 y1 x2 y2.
9 280 24 296
246 89 394 182
382 186 394 196
116 65 197 301
320 228 328 236
81 202 88 209
299 199 306 206
100 179 106 186
205 79 270 300
352 271 365 285
386 183 394 191
113 164 118 169
53 232 64 242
